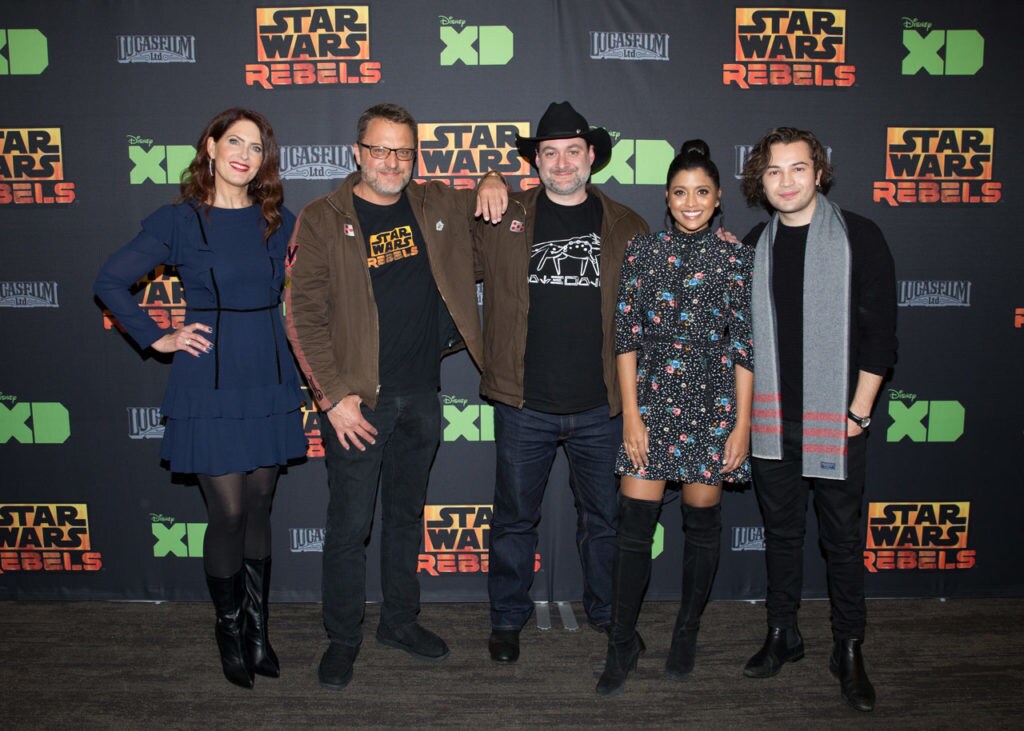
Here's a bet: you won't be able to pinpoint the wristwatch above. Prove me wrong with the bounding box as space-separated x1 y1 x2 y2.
847 410 871 429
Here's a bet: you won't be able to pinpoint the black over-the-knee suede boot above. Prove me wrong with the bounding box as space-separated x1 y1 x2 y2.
206 569 255 689
243 557 280 677
596 495 661 697
665 503 721 680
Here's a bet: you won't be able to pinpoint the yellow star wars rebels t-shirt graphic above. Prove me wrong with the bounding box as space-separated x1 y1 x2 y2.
367 224 419 269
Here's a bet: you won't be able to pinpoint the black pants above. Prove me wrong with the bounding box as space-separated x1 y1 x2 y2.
751 420 868 640
320 390 440 646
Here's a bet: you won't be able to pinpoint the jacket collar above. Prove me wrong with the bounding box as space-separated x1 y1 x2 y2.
522 183 629 225
327 170 426 218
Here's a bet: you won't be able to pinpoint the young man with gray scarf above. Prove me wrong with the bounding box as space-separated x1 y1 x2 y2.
739 127 897 713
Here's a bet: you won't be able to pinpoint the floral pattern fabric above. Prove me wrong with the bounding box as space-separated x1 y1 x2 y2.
615 229 753 484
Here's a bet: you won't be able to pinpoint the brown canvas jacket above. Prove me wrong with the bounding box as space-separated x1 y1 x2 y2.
284 172 483 412
474 185 649 416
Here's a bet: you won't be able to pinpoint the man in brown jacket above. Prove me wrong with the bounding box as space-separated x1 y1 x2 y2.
475 102 649 663
284 103 496 690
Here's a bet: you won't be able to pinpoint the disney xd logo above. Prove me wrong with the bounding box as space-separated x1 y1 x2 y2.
439 16 513 66
128 136 193 185
0 397 70 444
887 389 964 443
902 19 983 75
592 137 675 185
442 397 493 441
152 516 206 558
0 29 48 75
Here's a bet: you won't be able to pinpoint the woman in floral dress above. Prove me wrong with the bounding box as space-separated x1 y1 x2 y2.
597 140 754 696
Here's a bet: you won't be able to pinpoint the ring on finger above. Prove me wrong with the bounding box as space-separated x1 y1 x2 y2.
186 338 192 347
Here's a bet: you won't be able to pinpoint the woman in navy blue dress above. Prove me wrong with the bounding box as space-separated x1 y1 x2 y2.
94 108 306 689
597 141 754 696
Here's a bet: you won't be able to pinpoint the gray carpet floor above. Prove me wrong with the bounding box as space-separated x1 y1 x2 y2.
3 598 1022 728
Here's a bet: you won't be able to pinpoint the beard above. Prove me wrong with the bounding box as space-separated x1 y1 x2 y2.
361 164 412 197
540 166 588 198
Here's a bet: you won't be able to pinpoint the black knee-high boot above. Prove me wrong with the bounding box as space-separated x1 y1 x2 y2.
207 570 255 689
596 495 661 697
665 503 721 680
243 557 280 677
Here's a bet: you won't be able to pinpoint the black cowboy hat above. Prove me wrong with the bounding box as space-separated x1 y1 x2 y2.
516 101 613 172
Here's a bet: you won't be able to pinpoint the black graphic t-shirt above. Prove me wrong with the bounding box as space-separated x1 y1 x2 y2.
523 192 606 413
353 192 439 394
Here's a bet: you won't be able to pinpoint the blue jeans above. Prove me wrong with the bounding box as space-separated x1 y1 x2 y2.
488 403 622 630
321 390 440 646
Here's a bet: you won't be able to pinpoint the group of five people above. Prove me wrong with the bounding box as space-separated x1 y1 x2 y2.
94 100 896 713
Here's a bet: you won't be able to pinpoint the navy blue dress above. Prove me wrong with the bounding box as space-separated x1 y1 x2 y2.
94 202 307 475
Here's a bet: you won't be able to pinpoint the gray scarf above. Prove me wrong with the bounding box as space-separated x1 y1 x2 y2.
751 193 852 480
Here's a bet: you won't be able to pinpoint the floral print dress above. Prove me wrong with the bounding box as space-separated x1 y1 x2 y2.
615 228 753 484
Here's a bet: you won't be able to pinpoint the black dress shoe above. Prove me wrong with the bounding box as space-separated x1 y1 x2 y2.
829 638 876 712
488 629 520 662
377 622 450 661
743 626 804 678
318 642 359 690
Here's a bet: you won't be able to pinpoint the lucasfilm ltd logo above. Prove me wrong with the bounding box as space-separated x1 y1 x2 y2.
279 145 356 181
127 407 164 439
117 35 196 63
289 528 325 553
589 31 669 60
0 281 59 308
731 526 765 551
898 280 971 307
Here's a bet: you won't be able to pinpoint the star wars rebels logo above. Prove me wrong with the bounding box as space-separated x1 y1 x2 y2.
417 504 542 576
102 266 185 333
864 502 974 572
723 8 855 88
873 128 1001 206
0 504 103 573
246 6 381 89
299 386 324 458
0 128 75 205
416 123 533 191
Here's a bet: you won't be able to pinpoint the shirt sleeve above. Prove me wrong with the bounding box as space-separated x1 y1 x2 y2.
850 214 898 374
615 234 646 355
727 241 754 370
93 206 176 350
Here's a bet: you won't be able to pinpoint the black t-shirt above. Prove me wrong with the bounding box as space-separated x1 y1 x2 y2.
767 222 808 422
353 193 440 394
523 192 606 413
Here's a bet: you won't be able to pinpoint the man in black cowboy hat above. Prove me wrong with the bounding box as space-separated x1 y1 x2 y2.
474 101 648 662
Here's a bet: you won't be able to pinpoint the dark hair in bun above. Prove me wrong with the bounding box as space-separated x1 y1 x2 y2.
666 138 721 190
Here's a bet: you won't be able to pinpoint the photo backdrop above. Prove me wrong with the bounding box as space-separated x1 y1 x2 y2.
2 0 1022 606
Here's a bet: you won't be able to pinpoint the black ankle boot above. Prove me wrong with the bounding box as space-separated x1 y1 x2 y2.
596 496 661 697
743 625 804 678
207 570 254 689
665 503 721 680
830 638 876 711
596 631 646 697
243 557 280 678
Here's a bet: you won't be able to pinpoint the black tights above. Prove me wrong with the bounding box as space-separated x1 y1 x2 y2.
197 467 279 578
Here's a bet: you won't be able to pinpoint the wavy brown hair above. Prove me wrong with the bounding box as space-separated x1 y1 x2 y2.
179 108 283 238
741 127 833 210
